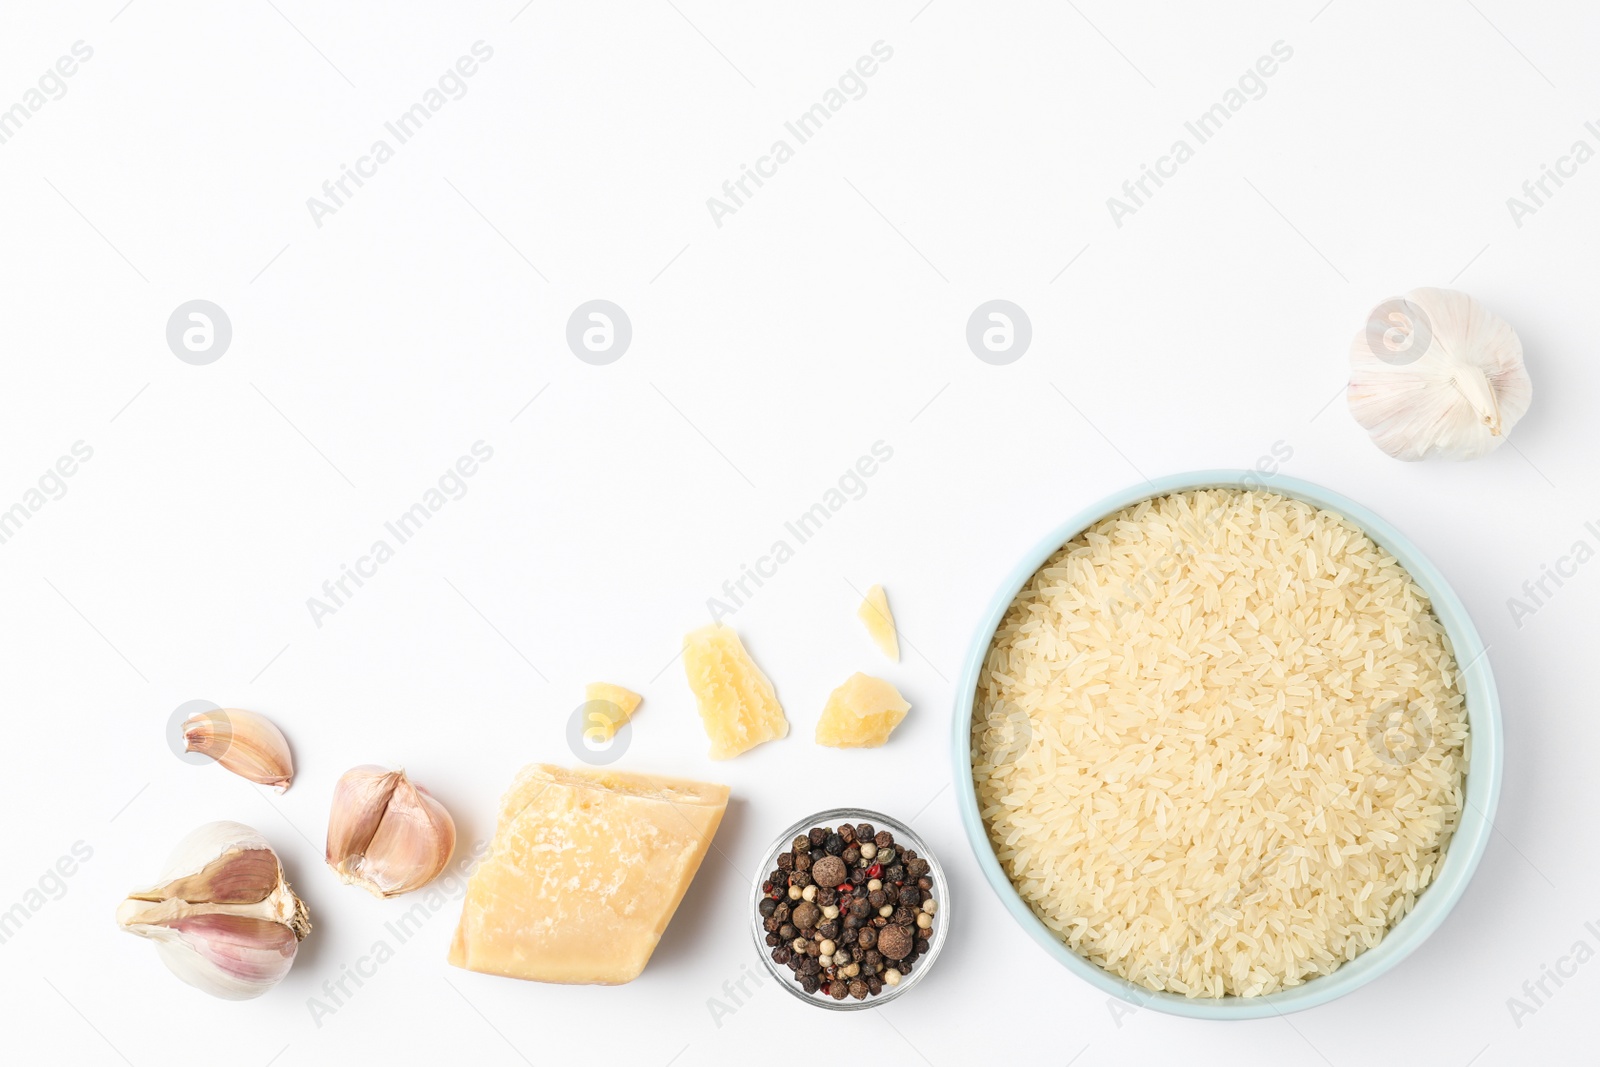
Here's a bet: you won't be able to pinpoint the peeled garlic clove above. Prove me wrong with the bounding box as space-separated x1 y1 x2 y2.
326 765 456 898
117 821 309 1000
182 707 294 792
1347 287 1533 461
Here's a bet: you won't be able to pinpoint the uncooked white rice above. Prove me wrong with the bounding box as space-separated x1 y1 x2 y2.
972 489 1468 997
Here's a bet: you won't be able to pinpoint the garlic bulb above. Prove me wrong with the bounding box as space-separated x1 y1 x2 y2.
1347 287 1532 460
326 766 456 897
182 708 295 791
117 822 310 1000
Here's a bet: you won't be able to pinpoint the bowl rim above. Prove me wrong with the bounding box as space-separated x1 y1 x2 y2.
748 806 950 1011
948 470 1503 1020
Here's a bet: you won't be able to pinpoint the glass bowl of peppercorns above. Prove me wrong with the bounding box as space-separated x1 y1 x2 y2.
750 807 947 1009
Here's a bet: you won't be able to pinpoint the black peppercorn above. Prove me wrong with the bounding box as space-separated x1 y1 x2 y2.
794 851 812 872
830 982 848 1000
857 927 877 948
824 832 845 856
848 979 868 999
793 835 811 852
883 884 899 905
804 942 821 959
843 845 861 866
868 889 887 908
917 876 932 891
759 897 778 918
892 906 917 926
818 919 840 940
874 831 893 848
838 824 856 845
765 931 780 946
907 858 931 878
817 886 837 908
776 852 794 871
855 823 875 841
866 976 883 995
789 869 813 889
850 899 871 919
899 887 921 908
886 864 906 884
800 973 820 994
850 868 867 886
809 827 828 847
764 917 780 933
779 923 796 940
773 902 790 922
773 947 791 965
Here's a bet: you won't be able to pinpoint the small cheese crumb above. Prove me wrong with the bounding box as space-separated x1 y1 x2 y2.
856 584 899 661
815 672 909 748
583 682 642 740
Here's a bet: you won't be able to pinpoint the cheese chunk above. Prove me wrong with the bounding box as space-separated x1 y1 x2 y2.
583 682 642 740
448 764 729 985
856 584 899 661
682 623 789 759
815 672 909 748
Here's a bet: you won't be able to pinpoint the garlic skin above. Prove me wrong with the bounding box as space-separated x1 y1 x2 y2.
326 766 456 898
117 822 310 1000
182 708 294 792
1347 287 1532 461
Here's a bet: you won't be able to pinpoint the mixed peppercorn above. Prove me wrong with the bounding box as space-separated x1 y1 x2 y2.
758 821 937 1002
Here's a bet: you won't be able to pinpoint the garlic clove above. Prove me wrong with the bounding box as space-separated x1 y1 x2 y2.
1347 287 1532 461
118 822 309 1000
182 708 294 792
325 764 401 871
135 915 299 1001
326 765 456 898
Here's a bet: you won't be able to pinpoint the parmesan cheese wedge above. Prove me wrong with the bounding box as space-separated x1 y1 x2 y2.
856 584 899 661
448 764 729 985
815 672 909 748
583 682 642 740
682 623 789 759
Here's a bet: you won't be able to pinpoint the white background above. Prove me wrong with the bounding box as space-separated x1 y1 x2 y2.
1 1 1595 1064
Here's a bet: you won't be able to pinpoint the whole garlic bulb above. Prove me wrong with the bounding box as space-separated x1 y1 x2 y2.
117 822 310 1000
1347 287 1532 460
326 766 456 897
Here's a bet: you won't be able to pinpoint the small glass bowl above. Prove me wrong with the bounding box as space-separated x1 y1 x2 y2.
748 806 949 1011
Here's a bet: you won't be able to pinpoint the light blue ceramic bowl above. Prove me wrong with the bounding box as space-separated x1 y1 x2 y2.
951 471 1502 1019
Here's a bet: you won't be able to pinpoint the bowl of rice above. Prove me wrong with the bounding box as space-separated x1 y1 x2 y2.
952 471 1501 1019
